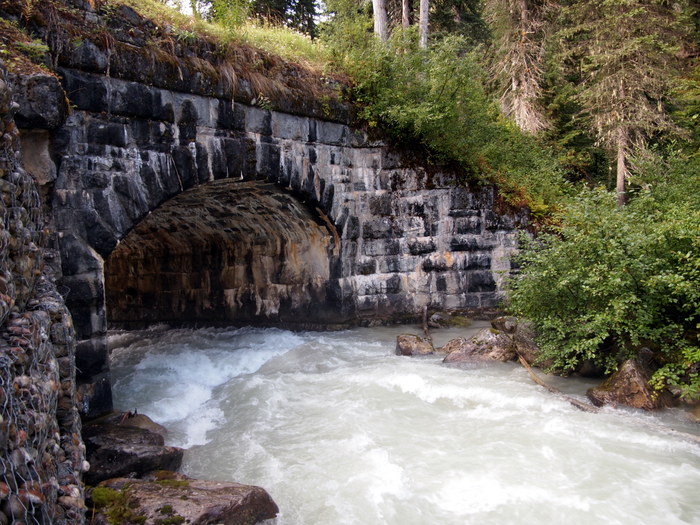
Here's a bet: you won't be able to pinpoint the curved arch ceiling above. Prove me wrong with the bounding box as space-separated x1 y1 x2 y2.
105 179 341 329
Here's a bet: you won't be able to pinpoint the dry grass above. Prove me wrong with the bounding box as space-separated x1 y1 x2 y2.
107 0 347 109
0 0 349 114
113 0 331 71
0 19 53 76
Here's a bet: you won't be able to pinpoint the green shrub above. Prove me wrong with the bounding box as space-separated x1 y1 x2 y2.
506 155 700 399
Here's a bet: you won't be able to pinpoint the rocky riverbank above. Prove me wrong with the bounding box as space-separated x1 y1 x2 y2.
397 315 691 413
83 412 278 524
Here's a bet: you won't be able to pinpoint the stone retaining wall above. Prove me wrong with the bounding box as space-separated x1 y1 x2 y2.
1 64 86 524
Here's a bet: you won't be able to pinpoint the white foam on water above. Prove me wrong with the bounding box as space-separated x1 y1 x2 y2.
111 325 700 525
110 326 309 446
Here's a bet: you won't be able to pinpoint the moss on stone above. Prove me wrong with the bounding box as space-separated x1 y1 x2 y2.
90 485 148 525
155 516 186 525
156 478 189 489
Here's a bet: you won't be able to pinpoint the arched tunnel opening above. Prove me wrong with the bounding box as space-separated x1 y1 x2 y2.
104 179 343 330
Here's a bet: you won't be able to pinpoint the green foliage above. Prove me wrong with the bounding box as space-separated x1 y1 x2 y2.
211 0 251 30
91 486 147 525
507 155 700 399
670 62 700 156
555 0 688 156
15 39 49 63
539 47 610 185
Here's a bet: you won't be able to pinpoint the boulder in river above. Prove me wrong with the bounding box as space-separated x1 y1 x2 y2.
91 471 279 525
442 328 516 363
82 413 184 486
586 350 676 410
396 334 434 356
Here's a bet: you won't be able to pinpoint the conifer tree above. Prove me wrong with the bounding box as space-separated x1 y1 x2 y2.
486 0 550 134
559 0 686 205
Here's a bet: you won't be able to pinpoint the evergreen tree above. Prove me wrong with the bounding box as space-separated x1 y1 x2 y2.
558 0 687 205
287 0 318 36
486 0 551 134
250 0 287 23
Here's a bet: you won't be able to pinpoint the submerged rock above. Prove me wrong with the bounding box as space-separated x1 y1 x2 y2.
442 328 516 363
586 350 676 410
82 414 183 485
395 334 434 356
93 472 278 525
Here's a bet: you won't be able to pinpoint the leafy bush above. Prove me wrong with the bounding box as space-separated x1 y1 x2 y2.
506 155 700 399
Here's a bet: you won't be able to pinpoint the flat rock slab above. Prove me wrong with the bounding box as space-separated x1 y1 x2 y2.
95 472 279 525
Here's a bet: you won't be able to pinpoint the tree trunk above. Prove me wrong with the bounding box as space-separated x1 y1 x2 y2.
372 0 389 42
616 126 629 206
419 0 429 48
402 0 410 28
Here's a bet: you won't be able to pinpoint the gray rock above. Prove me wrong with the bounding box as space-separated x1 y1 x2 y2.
10 73 68 129
95 472 279 525
82 419 183 486
586 350 676 410
490 316 518 334
396 334 434 356
442 328 516 363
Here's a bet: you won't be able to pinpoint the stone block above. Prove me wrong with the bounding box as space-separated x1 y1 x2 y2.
59 68 108 113
422 254 451 272
12 73 68 129
369 194 393 216
75 337 109 380
407 237 435 255
246 106 272 135
484 210 515 231
316 120 347 146
450 235 491 252
58 234 102 276
454 216 482 235
76 371 113 418
87 120 127 147
271 112 308 140
69 39 109 73
171 145 197 190
362 239 401 257
110 80 158 120
362 218 393 240
467 271 497 293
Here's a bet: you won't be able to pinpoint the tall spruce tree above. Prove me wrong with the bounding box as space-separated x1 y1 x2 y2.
559 0 686 205
486 0 551 134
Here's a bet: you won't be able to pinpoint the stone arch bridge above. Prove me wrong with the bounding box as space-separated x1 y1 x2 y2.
18 68 525 416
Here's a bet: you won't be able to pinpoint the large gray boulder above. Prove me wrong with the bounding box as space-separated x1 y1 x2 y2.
92 472 279 525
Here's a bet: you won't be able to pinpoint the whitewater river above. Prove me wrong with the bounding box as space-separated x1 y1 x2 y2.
109 322 700 525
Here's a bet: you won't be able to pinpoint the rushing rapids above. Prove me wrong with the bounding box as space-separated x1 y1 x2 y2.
109 323 700 525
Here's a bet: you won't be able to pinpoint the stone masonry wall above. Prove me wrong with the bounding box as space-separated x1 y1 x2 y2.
0 64 86 524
